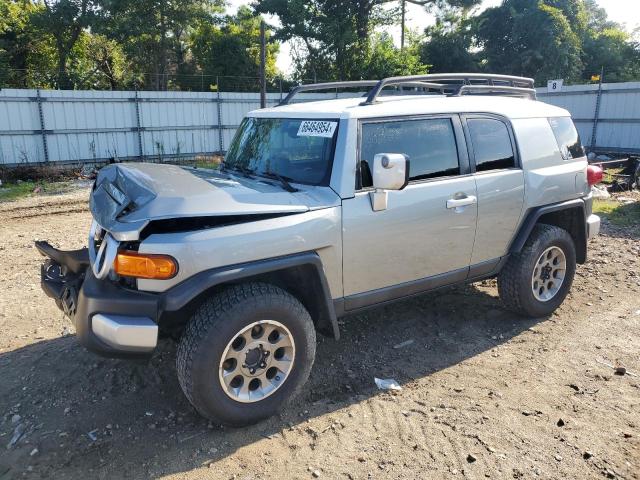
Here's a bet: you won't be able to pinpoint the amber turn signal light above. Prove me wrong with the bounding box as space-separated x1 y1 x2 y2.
114 251 177 280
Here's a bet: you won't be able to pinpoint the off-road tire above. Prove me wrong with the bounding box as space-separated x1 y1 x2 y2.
498 224 576 317
176 282 316 426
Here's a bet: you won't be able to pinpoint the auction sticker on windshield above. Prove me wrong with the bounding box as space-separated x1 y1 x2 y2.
297 120 338 138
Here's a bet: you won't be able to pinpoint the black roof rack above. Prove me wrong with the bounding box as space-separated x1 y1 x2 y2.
278 73 536 106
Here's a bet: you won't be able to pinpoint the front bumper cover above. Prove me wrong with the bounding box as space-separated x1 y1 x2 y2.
37 241 160 358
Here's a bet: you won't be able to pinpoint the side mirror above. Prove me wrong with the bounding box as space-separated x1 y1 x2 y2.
370 153 410 211
372 153 409 191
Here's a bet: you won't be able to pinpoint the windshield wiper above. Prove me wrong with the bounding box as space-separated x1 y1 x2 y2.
222 163 255 178
258 171 298 192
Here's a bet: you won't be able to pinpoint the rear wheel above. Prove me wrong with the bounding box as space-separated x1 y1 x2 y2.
176 283 316 426
498 224 576 317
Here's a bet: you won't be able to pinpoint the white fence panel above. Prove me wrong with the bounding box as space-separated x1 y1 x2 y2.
5 82 637 166
0 89 350 166
538 81 640 154
0 90 43 165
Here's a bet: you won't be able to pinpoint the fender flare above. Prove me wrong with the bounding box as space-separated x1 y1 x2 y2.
509 198 587 263
159 252 340 340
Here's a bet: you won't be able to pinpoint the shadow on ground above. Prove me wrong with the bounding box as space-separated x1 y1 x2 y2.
0 283 543 479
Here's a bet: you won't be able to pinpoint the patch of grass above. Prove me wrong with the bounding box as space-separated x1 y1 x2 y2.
193 160 221 170
593 199 640 226
191 154 222 170
603 167 624 184
0 181 38 201
0 180 73 202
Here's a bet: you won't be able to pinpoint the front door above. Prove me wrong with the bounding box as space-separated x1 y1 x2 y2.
342 115 477 307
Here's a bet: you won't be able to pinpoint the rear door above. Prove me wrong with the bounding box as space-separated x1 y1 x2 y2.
461 115 525 271
341 115 477 305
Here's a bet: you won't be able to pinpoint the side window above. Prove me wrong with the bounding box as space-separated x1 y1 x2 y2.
467 118 516 172
548 117 585 160
359 118 460 187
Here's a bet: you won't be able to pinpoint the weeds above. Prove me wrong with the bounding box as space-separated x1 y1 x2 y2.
593 199 640 226
0 181 39 201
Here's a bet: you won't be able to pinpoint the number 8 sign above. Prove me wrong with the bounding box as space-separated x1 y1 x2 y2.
547 79 564 92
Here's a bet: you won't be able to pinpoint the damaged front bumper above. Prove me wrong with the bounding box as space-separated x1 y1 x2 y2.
36 241 160 358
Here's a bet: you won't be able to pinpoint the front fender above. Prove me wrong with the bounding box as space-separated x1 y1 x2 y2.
159 252 340 340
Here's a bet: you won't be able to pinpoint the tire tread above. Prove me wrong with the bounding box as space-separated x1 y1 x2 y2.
498 224 575 317
176 282 313 424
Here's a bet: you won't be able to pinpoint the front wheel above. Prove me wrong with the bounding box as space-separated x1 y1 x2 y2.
498 224 576 317
176 283 316 426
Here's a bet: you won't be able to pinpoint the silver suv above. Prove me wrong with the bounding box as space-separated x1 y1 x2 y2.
37 74 602 426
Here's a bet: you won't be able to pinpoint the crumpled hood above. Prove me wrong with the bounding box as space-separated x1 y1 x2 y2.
90 163 339 241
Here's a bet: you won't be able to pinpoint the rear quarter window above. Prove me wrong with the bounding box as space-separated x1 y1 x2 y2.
548 117 585 160
467 118 516 171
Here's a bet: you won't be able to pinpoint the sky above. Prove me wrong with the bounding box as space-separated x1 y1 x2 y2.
228 0 640 74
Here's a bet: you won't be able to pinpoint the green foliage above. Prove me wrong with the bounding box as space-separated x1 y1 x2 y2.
255 0 374 80
67 33 133 89
0 0 54 87
190 6 279 91
582 28 640 82
593 199 640 227
0 0 639 91
31 0 100 88
421 12 479 73
362 32 428 79
96 0 224 90
0 180 38 201
256 0 432 81
475 0 583 84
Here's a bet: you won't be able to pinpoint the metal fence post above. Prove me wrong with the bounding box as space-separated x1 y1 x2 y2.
36 89 49 163
134 89 144 158
590 68 604 149
259 21 266 109
216 76 224 154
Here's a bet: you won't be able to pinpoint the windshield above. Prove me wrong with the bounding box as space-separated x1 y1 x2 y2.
224 117 339 186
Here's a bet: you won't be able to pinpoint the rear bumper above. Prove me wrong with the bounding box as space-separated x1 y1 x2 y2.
587 214 601 239
38 242 161 358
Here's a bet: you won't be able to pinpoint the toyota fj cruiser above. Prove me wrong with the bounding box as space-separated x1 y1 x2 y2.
37 74 603 426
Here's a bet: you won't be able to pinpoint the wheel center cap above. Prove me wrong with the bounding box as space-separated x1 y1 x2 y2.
242 343 270 375
244 347 262 368
541 265 552 280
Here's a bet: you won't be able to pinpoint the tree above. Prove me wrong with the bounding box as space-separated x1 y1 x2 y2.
582 0 616 30
474 0 583 84
361 31 427 78
67 32 132 89
190 6 279 90
0 0 56 87
582 28 640 82
97 0 223 90
31 0 98 88
420 9 479 73
255 0 379 80
256 0 478 81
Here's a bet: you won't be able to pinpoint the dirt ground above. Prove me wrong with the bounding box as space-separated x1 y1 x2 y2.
0 187 639 480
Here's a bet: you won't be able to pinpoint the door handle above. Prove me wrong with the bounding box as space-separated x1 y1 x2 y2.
446 195 477 209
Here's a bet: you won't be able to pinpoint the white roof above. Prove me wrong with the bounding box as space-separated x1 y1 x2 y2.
249 94 570 120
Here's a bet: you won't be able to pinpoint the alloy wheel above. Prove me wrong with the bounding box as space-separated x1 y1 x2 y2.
531 246 567 302
218 320 295 403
